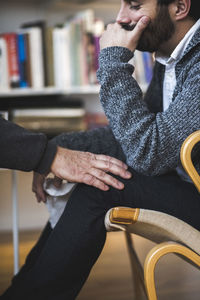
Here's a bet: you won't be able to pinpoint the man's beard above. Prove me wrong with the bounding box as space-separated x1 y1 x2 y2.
121 5 175 53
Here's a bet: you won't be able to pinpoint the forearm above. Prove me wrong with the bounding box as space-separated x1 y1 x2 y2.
0 117 57 173
97 47 200 175
51 126 126 162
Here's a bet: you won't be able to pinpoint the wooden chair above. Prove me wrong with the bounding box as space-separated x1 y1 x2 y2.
105 130 200 300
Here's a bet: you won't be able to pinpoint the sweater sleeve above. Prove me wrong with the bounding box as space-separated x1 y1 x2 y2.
0 117 57 174
97 46 200 175
51 126 126 162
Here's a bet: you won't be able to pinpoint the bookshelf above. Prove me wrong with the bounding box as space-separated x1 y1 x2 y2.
0 0 153 100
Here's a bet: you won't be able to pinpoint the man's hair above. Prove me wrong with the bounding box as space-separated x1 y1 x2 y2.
157 0 199 21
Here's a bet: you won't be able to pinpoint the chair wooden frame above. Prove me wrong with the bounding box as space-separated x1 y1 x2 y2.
107 130 200 300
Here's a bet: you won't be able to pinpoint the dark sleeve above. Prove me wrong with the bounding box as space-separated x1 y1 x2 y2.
51 125 126 162
0 117 57 174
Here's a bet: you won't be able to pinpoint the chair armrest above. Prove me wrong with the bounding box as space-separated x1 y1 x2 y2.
106 207 200 254
180 130 200 193
109 207 140 225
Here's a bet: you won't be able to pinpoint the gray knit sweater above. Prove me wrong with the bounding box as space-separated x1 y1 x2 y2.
53 26 200 177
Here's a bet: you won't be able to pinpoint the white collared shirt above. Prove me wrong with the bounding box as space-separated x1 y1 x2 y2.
155 19 200 180
156 19 200 111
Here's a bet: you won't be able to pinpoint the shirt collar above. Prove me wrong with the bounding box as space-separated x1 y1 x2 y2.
155 18 200 66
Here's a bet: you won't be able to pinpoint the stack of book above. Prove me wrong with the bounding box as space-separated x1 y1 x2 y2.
0 8 154 92
0 9 104 90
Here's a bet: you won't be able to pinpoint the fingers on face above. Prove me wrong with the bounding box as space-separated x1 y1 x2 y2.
135 16 150 33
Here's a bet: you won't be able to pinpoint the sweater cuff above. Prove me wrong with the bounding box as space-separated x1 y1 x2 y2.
34 139 57 174
98 47 133 65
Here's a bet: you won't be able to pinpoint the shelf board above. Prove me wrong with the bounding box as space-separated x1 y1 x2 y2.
0 83 148 99
0 85 100 98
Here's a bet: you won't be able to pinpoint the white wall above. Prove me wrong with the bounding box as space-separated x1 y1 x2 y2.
0 0 120 33
0 170 49 231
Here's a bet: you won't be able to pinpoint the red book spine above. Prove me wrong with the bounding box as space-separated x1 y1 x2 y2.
2 33 20 88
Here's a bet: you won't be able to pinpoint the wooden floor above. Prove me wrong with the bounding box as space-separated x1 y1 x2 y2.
0 230 200 299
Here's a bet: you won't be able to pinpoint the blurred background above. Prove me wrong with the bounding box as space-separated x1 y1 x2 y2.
0 0 200 299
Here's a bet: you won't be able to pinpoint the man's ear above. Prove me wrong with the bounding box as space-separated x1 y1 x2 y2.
172 0 191 20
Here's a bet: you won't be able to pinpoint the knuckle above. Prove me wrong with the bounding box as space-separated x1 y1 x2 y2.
105 160 113 170
88 177 96 186
84 174 96 186
113 178 119 185
85 152 94 161
96 169 105 178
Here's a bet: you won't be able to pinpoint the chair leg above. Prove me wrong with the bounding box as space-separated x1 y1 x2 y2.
144 241 200 300
125 231 148 299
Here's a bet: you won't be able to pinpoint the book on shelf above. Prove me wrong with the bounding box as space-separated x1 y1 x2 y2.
21 20 48 87
93 18 104 75
142 51 153 84
64 10 92 87
133 50 154 90
84 32 97 85
17 33 29 88
53 26 71 88
67 21 82 86
45 27 54 87
25 32 33 88
19 26 45 89
1 32 20 88
70 9 98 86
0 38 9 90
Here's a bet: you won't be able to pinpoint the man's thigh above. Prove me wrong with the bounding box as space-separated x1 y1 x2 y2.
75 169 200 230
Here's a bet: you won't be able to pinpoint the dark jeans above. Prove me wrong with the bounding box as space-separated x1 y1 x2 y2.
1 169 200 300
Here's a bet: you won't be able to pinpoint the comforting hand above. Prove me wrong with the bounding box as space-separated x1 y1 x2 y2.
32 146 132 202
100 16 150 52
51 146 131 189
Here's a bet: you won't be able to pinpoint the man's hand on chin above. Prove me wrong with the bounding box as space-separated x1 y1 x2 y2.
100 16 150 52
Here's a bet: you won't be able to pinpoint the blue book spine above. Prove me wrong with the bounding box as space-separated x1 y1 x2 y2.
17 33 28 87
142 52 153 84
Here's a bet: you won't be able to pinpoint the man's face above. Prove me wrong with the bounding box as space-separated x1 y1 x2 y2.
116 0 175 52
